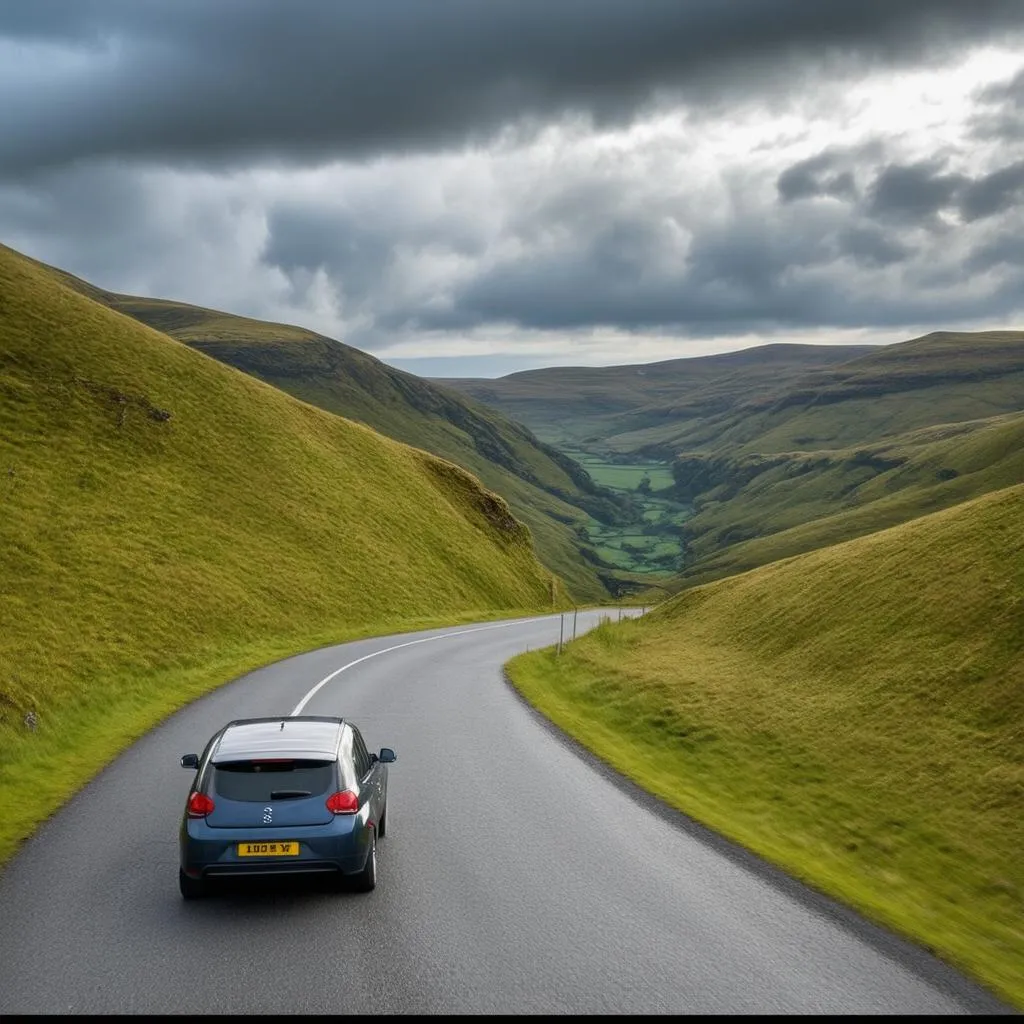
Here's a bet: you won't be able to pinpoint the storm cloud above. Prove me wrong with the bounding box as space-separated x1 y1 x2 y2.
3 0 1024 174
4 2 1024 375
777 151 861 204
865 160 968 224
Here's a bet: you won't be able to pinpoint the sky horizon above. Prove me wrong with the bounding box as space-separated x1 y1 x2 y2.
4 2 1024 378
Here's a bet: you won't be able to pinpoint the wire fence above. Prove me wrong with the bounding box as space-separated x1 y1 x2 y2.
555 604 648 654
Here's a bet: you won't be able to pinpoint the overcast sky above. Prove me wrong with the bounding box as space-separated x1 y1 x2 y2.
4 2 1024 377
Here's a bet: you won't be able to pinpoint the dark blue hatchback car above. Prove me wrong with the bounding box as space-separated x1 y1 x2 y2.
179 716 395 899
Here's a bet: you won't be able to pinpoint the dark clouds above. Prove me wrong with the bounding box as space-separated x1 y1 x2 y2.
836 225 908 268
778 148 1010 226
777 153 857 203
5 3 1024 372
311 140 1024 339
3 1 1024 174
263 204 397 311
959 161 1024 220
971 66 1024 142
865 160 967 223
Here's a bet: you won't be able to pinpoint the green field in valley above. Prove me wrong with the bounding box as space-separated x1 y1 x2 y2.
563 449 690 575
571 457 676 492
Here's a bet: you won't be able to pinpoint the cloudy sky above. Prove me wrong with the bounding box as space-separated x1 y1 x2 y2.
4 2 1024 377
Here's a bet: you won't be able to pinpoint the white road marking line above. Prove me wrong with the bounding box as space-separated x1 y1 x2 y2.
290 616 552 716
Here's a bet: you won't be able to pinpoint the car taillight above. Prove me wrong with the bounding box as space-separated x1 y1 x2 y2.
187 792 215 818
326 790 359 814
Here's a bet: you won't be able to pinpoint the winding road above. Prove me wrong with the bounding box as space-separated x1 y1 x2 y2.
0 611 1011 1014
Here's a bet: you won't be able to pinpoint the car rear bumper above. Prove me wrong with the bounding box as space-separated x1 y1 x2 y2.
180 816 372 879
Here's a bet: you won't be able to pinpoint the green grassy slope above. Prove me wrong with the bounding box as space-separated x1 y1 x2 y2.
0 242 560 863
443 332 1024 457
673 410 1024 587
439 343 872 447
47 276 631 602
507 483 1024 1007
601 330 1024 457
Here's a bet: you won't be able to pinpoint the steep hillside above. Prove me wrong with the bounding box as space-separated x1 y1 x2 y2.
671 409 1024 586
0 241 558 862
48 270 634 601
508 484 1024 1006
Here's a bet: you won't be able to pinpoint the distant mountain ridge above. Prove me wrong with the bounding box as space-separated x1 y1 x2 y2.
436 343 876 447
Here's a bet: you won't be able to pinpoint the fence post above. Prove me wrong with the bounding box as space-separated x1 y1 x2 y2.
558 613 564 654
572 607 578 641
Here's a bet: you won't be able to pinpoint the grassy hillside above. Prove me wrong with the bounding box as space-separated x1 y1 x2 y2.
702 331 1024 457
47 273 634 602
672 409 1024 587
444 332 1024 457
0 242 561 863
439 343 872 448
649 336 1024 587
507 484 1024 1007
588 331 1024 457
446 333 1024 592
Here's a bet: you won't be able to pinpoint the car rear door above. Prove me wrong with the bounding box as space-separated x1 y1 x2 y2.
203 758 337 828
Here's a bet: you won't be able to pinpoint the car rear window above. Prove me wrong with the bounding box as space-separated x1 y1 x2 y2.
212 759 335 802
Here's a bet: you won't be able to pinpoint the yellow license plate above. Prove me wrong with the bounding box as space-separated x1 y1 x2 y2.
237 841 299 857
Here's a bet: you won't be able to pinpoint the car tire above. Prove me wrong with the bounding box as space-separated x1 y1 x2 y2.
351 833 377 893
377 802 387 839
179 868 207 900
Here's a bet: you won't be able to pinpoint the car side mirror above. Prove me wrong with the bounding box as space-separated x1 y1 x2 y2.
378 748 397 764
180 753 199 769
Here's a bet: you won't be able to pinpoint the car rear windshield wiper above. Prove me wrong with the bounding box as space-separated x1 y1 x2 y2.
269 789 312 799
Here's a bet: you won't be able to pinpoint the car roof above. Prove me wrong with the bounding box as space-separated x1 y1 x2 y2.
211 716 346 763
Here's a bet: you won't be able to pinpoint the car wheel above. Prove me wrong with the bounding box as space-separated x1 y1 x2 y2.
351 833 377 893
377 802 387 838
179 868 207 900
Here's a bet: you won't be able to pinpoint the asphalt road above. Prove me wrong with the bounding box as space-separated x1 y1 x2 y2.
0 611 1012 1014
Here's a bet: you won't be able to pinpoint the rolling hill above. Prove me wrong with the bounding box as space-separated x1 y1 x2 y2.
507 482 1024 1007
440 332 1024 456
0 241 560 863
46 268 635 602
438 343 874 448
669 407 1024 587
651 330 1024 458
